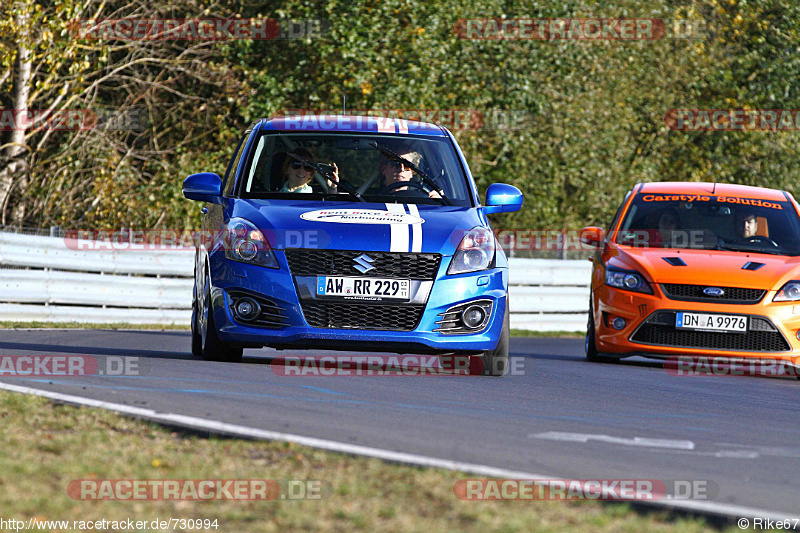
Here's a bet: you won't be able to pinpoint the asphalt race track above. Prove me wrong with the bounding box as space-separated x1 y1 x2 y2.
0 329 798 518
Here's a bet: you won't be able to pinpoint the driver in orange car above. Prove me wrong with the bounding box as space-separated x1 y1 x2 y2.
739 212 759 240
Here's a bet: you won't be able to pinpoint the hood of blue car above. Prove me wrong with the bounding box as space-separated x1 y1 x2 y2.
231 199 486 256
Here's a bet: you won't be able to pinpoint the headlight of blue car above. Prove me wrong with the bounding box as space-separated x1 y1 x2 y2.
448 227 495 274
225 217 278 268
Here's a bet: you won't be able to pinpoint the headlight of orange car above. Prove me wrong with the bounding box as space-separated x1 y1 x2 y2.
604 267 653 294
773 281 800 302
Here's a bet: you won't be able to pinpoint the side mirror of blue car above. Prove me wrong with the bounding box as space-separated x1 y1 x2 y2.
483 183 523 214
183 173 223 204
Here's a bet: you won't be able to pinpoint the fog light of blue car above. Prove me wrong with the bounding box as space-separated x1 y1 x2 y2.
462 305 486 329
235 297 260 321
612 317 626 330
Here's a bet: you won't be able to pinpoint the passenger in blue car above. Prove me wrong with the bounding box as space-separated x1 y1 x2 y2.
279 149 316 193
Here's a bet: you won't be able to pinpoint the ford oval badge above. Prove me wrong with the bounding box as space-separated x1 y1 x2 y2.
703 287 724 296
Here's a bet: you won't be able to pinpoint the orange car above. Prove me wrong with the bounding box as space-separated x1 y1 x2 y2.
581 182 800 370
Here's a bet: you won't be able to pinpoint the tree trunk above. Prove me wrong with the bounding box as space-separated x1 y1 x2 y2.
0 6 32 224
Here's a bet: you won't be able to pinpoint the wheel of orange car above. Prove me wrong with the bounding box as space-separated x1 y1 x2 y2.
585 304 601 362
585 299 618 363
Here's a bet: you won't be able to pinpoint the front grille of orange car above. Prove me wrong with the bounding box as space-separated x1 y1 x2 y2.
630 311 791 352
660 284 766 304
302 302 425 331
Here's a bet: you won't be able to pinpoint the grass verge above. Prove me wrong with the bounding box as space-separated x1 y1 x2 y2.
0 390 736 532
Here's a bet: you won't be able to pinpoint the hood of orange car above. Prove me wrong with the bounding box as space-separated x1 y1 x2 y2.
609 245 800 289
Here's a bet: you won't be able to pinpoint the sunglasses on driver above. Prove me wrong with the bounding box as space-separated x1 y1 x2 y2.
290 161 314 172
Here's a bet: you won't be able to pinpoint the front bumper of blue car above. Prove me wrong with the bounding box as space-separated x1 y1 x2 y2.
206 249 509 354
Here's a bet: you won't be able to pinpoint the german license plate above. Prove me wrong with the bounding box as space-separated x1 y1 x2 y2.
316 276 409 299
676 312 747 333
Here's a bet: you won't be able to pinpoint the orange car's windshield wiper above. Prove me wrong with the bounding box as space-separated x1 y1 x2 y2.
717 242 788 255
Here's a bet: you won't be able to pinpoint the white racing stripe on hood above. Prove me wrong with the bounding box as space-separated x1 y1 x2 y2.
407 203 422 252
386 203 409 252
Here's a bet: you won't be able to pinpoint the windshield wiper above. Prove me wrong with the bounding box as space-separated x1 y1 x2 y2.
369 142 452 205
717 242 788 255
286 152 365 202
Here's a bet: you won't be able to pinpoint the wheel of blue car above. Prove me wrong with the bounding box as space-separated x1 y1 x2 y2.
479 305 509 376
190 296 202 357
200 274 243 363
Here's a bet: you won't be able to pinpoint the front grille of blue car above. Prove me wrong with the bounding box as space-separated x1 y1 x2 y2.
285 249 441 279
302 302 425 331
285 249 437 330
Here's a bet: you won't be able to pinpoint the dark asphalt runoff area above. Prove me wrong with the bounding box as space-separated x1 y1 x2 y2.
0 329 798 517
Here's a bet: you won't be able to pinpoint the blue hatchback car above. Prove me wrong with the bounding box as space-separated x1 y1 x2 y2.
183 115 523 375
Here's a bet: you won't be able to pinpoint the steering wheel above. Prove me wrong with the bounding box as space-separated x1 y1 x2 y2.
379 180 430 195
743 235 780 248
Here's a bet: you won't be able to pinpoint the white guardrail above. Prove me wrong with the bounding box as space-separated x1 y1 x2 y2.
0 231 592 331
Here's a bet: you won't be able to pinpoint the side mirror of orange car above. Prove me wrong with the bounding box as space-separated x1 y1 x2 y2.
580 226 605 248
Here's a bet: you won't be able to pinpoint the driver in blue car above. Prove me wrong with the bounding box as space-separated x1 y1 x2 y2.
380 148 441 199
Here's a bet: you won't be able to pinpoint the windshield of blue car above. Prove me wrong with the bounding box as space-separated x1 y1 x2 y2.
614 195 800 255
238 132 473 206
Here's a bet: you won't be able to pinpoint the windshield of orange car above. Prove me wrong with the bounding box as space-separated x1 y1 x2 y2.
614 194 800 255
